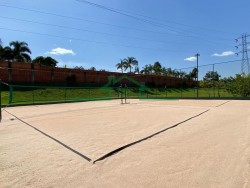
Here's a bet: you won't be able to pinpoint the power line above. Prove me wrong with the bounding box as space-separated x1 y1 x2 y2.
174 59 243 71
0 4 175 34
0 15 233 48
75 0 237 39
0 27 175 51
75 0 165 27
0 16 177 45
0 4 233 46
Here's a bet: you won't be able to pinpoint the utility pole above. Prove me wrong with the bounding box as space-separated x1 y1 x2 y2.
194 53 200 98
235 33 250 75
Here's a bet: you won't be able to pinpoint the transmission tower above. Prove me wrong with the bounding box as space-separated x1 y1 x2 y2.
235 33 250 75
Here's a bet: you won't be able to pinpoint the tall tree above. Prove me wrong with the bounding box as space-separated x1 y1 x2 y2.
190 68 198 80
179 71 187 78
0 46 13 61
123 57 138 73
89 67 96 71
134 66 140 74
203 71 221 81
0 40 13 61
32 56 58 67
116 59 125 73
10 41 32 62
153 61 162 75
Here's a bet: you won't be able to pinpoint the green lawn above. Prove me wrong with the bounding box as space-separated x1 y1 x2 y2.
0 87 244 106
128 87 239 99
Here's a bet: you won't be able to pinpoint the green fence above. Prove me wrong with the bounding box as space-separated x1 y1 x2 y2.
5 85 113 105
1 83 249 107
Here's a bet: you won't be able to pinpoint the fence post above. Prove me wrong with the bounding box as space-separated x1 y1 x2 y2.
64 87 67 102
32 89 35 104
9 85 13 104
31 63 35 83
8 61 12 83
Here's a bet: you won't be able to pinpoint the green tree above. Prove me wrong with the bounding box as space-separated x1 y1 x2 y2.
153 61 162 75
10 41 32 62
171 70 180 77
165 68 173 76
134 66 140 74
202 71 221 88
123 57 138 73
190 68 198 80
179 71 187 78
0 40 13 61
116 59 125 73
32 56 58 67
74 66 84 70
203 71 220 82
89 67 96 71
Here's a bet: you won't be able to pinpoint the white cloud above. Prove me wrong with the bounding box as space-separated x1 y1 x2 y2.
212 51 235 57
184 56 197 62
47 47 76 56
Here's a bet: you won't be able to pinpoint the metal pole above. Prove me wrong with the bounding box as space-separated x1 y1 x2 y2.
64 87 67 102
195 53 200 98
125 84 127 104
0 79 2 122
120 84 123 104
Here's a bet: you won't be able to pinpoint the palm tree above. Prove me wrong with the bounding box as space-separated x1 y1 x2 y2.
116 59 125 73
134 66 140 74
179 71 187 78
161 67 167 76
10 41 32 62
148 64 154 74
123 57 138 73
171 70 179 78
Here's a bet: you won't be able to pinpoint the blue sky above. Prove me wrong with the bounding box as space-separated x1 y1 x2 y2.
0 0 249 77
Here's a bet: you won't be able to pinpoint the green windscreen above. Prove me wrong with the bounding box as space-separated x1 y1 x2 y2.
9 85 113 105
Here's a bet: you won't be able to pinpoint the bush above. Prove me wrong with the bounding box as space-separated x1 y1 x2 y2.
225 75 250 97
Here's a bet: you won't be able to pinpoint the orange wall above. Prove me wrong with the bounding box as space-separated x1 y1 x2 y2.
0 61 196 87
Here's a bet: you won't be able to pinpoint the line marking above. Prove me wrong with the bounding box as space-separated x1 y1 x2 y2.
93 109 210 164
4 109 92 162
216 100 231 107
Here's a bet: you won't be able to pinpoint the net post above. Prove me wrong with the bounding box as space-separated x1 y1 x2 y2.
0 79 2 122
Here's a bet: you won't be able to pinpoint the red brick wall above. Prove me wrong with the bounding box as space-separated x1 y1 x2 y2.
0 61 196 87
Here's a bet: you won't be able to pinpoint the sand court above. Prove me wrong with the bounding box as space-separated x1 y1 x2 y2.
0 99 249 187
1 99 211 161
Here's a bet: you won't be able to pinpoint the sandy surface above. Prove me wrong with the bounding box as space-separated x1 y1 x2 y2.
0 99 249 187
